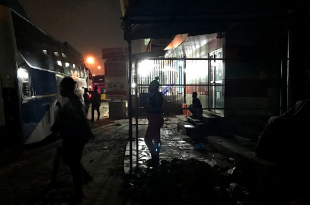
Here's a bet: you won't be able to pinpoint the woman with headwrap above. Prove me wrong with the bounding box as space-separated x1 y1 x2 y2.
144 78 164 167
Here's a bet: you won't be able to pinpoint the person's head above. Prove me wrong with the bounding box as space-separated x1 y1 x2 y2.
192 92 198 98
84 88 88 93
60 77 76 97
149 79 159 93
94 85 98 91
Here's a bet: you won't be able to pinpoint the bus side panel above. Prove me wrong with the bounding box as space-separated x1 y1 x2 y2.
21 68 57 144
0 88 23 146
22 96 57 144
0 6 23 147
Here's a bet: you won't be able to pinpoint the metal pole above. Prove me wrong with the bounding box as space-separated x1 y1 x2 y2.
135 59 139 170
208 53 211 110
286 29 290 111
183 58 186 104
126 25 133 175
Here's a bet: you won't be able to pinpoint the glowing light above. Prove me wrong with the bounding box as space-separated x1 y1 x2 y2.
131 82 136 88
86 57 94 64
178 60 183 67
17 68 28 79
138 60 152 77
98 66 101 69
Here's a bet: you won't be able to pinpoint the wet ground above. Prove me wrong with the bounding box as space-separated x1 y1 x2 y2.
0 102 307 205
123 116 234 174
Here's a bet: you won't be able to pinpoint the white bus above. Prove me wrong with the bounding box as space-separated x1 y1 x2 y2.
0 5 91 147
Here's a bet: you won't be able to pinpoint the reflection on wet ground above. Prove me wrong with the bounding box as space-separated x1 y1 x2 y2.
124 117 233 174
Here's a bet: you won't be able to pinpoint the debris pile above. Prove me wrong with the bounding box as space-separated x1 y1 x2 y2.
125 158 259 205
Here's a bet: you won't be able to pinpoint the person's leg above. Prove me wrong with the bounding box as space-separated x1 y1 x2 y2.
67 147 84 203
85 105 89 116
153 115 164 161
189 106 197 117
91 104 95 121
144 130 156 157
69 163 83 203
145 114 164 167
152 130 161 161
50 146 62 184
85 108 88 118
96 105 100 120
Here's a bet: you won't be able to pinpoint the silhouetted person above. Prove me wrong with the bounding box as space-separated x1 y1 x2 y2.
188 92 203 118
91 85 101 122
51 77 94 203
83 88 90 117
144 78 164 167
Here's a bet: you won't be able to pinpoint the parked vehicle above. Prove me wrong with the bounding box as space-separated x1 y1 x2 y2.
91 75 109 101
0 5 91 146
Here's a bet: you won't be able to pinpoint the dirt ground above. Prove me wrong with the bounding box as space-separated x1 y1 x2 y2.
0 103 132 205
0 115 258 205
0 118 130 205
1 102 305 205
0 102 238 205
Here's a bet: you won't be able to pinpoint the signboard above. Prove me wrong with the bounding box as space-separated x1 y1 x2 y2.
103 47 128 99
105 61 126 77
105 76 128 99
102 47 124 60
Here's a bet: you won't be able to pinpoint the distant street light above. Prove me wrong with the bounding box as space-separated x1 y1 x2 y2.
86 56 94 64
85 56 102 76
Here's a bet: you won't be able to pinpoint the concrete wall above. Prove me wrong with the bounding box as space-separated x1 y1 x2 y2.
224 23 282 117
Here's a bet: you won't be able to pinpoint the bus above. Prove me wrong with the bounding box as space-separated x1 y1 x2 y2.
91 75 109 101
0 5 92 147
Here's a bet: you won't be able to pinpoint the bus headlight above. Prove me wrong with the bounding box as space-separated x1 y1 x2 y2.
17 68 29 80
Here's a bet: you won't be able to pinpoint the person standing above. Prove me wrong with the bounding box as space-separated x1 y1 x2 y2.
83 88 90 117
144 78 164 167
90 85 101 122
188 91 203 118
51 77 94 203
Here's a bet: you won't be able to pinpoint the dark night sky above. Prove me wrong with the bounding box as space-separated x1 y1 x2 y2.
18 0 127 75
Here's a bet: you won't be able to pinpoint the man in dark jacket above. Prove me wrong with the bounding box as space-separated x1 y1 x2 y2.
188 92 203 118
51 77 94 203
90 85 101 122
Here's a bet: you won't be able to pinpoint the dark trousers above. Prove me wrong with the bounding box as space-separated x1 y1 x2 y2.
51 144 87 196
91 104 100 121
144 113 164 160
85 104 90 116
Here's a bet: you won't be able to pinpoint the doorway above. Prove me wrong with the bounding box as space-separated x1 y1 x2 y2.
209 49 224 116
